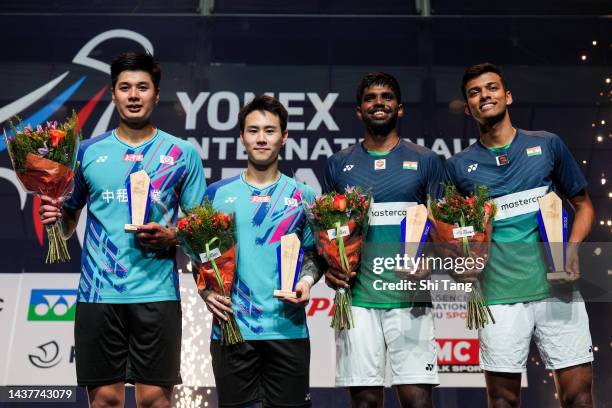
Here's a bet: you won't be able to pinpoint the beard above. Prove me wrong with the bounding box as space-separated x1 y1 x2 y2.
362 110 399 136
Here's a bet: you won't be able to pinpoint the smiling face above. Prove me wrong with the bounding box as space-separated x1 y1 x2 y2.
111 70 159 127
464 72 513 126
240 110 288 168
356 84 404 135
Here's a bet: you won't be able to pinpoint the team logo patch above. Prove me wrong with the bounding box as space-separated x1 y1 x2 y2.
403 161 418 170
284 197 299 207
374 159 386 170
495 154 509 166
526 146 542 157
123 154 143 162
467 163 478 173
159 155 175 165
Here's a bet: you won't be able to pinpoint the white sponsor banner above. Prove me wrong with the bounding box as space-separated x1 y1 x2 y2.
2 274 527 388
5 273 79 385
369 202 416 226
0 274 22 385
493 186 549 221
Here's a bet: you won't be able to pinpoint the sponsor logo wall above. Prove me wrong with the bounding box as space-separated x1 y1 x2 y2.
1 274 527 387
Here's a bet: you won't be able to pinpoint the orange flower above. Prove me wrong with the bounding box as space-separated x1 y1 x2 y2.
49 129 67 147
333 194 347 211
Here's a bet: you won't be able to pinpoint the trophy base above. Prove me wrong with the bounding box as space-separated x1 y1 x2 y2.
273 290 297 299
547 271 569 282
124 224 140 233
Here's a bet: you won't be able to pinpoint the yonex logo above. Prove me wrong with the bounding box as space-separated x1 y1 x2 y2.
467 164 478 173
28 289 77 321
225 197 237 204
96 155 108 163
425 363 435 371
343 165 354 172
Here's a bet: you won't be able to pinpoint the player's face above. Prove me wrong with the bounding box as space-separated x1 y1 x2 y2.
356 84 404 133
464 72 513 125
240 110 288 168
112 70 159 127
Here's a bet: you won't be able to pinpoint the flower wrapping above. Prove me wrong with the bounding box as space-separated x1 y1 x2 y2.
177 201 243 345
428 184 497 330
304 187 371 330
4 113 80 263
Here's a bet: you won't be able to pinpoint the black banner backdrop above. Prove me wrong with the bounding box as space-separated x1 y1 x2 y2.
0 15 609 269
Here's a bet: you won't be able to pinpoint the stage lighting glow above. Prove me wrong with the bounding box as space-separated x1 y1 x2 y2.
592 40 598 46
581 55 587 61
597 135 603 142
601 177 607 185
606 78 611 84
582 160 588 164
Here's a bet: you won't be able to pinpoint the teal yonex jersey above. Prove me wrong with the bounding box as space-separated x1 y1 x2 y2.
445 130 587 304
65 129 206 303
205 173 315 340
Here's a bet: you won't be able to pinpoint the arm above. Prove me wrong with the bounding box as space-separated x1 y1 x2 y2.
564 191 595 281
567 191 595 243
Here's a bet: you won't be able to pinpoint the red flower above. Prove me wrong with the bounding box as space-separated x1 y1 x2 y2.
333 194 347 211
49 129 67 147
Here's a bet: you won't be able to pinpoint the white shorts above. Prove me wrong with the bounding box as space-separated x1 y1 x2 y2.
335 306 439 387
479 293 594 373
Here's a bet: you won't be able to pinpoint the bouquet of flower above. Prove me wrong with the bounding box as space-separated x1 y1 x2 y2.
4 113 80 263
176 200 242 345
428 184 496 330
304 186 371 330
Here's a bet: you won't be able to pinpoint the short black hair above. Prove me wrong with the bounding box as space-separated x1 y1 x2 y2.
461 63 508 100
111 51 161 89
238 95 288 133
356 72 402 106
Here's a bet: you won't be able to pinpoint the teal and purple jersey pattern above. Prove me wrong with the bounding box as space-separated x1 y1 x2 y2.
65 129 206 303
205 173 315 340
445 130 587 304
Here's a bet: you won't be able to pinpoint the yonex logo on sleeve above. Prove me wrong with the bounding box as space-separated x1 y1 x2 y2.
224 197 237 203
467 163 478 173
342 165 354 172
96 155 108 163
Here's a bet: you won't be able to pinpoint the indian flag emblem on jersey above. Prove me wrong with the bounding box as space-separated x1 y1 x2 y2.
526 146 542 157
402 161 418 170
